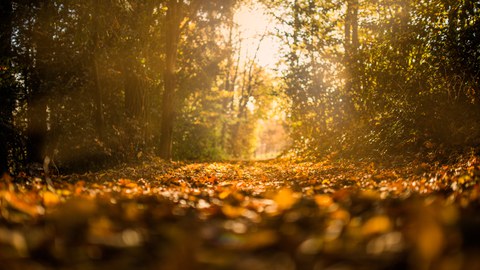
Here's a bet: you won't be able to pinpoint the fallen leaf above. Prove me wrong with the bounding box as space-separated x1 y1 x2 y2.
222 204 245 218
314 194 333 208
43 191 61 207
1 191 44 217
273 188 298 211
362 215 392 236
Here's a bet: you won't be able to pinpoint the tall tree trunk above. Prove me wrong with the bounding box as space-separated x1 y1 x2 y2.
123 59 146 151
0 0 13 174
292 0 300 66
123 61 145 119
91 0 105 139
344 0 359 118
351 0 359 49
27 83 48 164
27 0 51 164
92 56 104 138
159 0 183 160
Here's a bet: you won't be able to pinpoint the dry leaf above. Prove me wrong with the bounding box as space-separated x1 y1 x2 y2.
274 188 298 211
362 215 392 236
1 191 44 217
314 194 333 208
222 204 245 218
43 191 61 207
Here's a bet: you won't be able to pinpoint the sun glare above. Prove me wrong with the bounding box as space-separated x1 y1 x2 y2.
234 3 281 70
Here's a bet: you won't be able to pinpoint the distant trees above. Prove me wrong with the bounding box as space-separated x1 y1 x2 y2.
158 0 239 160
268 0 480 160
4 0 476 171
173 1 277 160
2 0 280 172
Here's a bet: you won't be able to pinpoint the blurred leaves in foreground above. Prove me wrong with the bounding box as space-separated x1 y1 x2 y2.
2 155 480 269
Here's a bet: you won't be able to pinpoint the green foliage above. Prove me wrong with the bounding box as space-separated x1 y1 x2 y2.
3 0 479 170
272 0 480 160
2 0 243 170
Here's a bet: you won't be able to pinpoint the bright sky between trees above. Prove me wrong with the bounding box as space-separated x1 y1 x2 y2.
234 2 282 71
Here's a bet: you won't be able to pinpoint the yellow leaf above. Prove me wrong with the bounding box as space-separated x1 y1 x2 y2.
218 190 231 200
274 188 298 211
330 209 350 223
314 194 333 208
222 204 245 218
60 189 72 196
362 215 392 236
43 191 61 207
2 191 44 217
359 189 381 200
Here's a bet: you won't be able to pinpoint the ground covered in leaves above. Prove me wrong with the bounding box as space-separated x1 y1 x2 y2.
2 156 480 270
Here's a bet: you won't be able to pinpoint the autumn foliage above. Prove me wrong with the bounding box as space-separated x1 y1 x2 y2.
2 1 480 269
1 156 480 269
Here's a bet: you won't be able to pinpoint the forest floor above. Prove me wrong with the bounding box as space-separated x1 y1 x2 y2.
2 155 480 270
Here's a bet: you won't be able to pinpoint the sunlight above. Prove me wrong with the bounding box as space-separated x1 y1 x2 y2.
234 3 281 70
234 3 290 160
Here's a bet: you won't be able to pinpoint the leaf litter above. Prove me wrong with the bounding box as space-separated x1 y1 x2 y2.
1 156 480 269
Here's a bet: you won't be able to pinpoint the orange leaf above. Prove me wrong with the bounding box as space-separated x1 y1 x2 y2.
222 204 245 218
43 191 61 207
1 191 44 217
362 215 392 236
273 188 298 211
314 194 333 208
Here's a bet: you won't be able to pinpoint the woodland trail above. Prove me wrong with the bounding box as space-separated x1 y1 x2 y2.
1 157 480 270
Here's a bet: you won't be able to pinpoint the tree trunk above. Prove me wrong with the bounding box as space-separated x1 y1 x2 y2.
0 0 13 174
123 61 145 119
123 59 146 151
159 0 183 160
345 1 351 50
351 0 359 49
91 0 105 139
27 0 51 164
27 88 48 164
344 0 359 118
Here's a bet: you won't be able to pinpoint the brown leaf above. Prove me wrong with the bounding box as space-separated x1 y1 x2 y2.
1 191 44 217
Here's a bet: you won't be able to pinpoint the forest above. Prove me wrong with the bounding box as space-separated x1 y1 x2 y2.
1 0 480 269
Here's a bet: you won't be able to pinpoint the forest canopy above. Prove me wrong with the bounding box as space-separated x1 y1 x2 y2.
2 2 480 269
1 0 480 173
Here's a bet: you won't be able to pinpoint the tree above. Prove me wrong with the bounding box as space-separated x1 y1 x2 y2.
89 0 106 139
0 0 14 174
159 0 184 160
343 0 359 119
159 0 238 160
26 0 54 164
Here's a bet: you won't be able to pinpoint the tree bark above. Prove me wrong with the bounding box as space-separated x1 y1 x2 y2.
159 0 183 160
123 61 145 119
123 58 146 150
91 0 105 139
351 0 359 49
344 0 359 118
0 0 13 174
344 0 359 65
27 0 51 164
27 84 48 164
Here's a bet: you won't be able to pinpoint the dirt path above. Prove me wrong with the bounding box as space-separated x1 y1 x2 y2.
1 158 480 269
